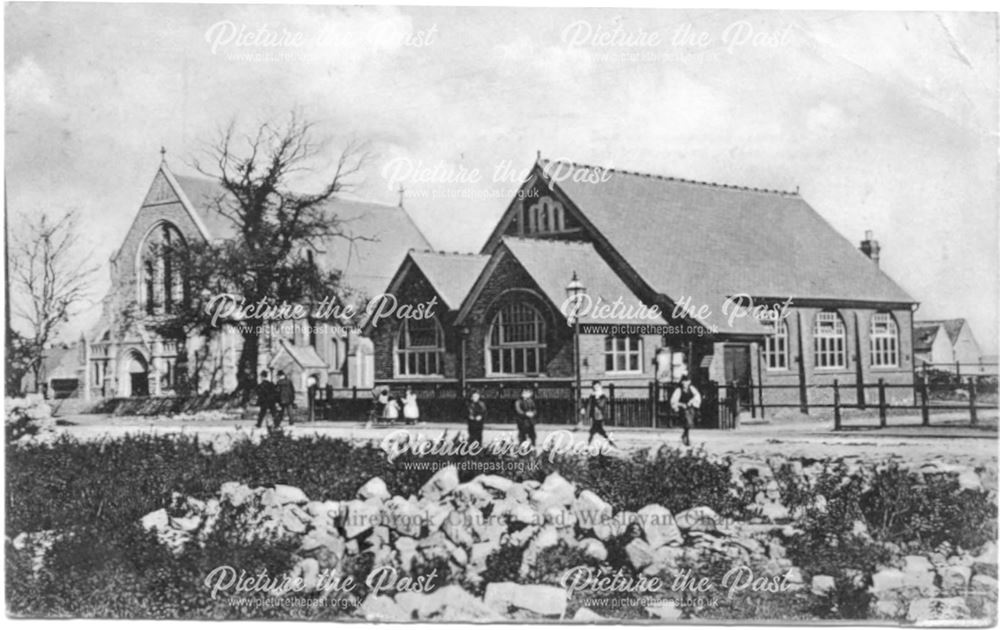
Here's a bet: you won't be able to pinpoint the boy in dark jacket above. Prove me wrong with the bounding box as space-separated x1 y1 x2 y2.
670 375 702 447
583 380 617 447
466 390 487 448
255 370 276 429
514 388 537 447
275 371 296 428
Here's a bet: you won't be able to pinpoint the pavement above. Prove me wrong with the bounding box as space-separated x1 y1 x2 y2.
51 410 998 469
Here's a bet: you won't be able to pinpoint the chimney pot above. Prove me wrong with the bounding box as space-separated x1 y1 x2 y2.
860 230 881 267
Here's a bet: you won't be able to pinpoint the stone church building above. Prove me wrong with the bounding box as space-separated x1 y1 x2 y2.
81 155 431 399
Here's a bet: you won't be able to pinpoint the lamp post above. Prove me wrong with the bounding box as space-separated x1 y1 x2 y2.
565 271 586 425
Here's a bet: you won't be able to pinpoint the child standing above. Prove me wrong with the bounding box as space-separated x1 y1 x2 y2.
514 388 537 448
583 380 617 447
466 390 487 448
383 392 400 425
369 386 390 427
402 388 420 425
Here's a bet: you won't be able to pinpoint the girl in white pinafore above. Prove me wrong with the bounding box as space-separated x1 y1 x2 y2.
402 388 420 425
383 393 400 425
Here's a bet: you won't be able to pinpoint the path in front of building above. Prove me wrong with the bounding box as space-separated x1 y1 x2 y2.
51 410 998 470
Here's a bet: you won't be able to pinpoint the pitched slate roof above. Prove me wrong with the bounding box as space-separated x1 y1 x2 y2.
407 250 490 310
272 340 327 369
171 172 433 298
498 237 667 326
173 174 239 238
42 343 83 380
913 323 943 353
916 319 966 346
539 160 915 317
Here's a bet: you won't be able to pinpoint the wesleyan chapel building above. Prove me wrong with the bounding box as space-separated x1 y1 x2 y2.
369 157 918 409
82 155 431 399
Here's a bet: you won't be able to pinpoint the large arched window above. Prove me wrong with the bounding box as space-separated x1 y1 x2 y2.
487 302 546 375
764 319 790 370
870 312 899 367
139 222 186 315
813 310 846 369
395 318 444 376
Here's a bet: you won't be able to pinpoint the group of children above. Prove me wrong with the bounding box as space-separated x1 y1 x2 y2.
369 386 421 425
367 377 702 449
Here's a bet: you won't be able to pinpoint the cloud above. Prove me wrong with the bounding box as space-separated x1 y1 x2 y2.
4 6 996 349
805 102 852 138
6 56 57 112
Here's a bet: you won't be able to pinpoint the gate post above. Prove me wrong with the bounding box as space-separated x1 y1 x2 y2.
833 379 841 431
920 375 930 426
649 381 657 428
878 378 887 428
608 383 616 425
968 377 978 426
726 381 740 429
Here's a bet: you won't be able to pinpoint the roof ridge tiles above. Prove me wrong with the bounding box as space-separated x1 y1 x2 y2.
503 235 592 247
543 158 800 197
412 248 484 257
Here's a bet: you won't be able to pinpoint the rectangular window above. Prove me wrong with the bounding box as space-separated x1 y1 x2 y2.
814 312 846 369
604 336 643 373
396 318 443 377
870 313 899 367
764 321 789 370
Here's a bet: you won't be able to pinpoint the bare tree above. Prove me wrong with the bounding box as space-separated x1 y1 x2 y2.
10 209 99 392
158 111 373 397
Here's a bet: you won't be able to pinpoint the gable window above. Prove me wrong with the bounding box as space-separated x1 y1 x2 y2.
764 319 789 370
488 302 546 375
526 197 565 234
396 318 444 376
605 336 642 373
870 312 899 367
139 222 186 315
813 310 846 369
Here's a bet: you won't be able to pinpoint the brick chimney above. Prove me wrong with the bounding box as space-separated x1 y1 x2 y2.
859 230 881 267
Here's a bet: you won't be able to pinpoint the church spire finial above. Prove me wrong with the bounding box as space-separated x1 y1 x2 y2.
160 146 167 163
398 184 405 208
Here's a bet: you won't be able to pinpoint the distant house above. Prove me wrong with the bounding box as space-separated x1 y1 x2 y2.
19 341 86 398
914 318 984 371
371 157 918 409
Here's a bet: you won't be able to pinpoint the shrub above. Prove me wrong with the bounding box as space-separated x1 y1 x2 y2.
859 462 996 551
528 540 597 585
477 541 526 595
8 433 995 620
5 397 54 442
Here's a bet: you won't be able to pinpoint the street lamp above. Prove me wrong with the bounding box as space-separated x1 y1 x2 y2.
565 271 586 426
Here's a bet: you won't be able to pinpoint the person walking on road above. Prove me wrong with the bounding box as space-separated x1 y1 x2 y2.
670 375 701 447
583 380 617 447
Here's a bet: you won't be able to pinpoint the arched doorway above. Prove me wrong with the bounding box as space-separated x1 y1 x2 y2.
121 351 149 397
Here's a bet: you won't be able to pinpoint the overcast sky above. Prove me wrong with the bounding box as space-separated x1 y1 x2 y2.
5 5 998 353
